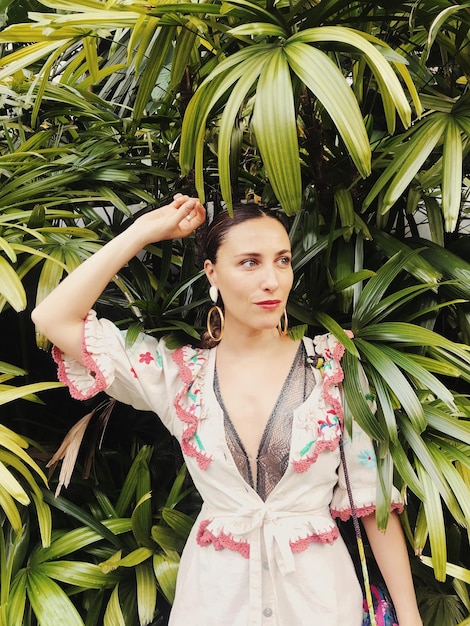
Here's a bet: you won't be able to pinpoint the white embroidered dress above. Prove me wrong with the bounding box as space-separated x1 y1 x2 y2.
53 312 403 626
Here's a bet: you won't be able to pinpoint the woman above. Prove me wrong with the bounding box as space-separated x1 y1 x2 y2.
32 194 423 626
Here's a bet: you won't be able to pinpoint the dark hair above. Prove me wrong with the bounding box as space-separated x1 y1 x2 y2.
198 202 285 267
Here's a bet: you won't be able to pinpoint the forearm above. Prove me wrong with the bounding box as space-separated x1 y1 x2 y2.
31 222 148 360
33 223 146 327
31 194 205 362
362 512 423 626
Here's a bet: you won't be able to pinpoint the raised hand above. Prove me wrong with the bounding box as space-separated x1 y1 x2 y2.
135 194 206 244
32 194 206 362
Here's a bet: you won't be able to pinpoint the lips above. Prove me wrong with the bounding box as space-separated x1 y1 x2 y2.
255 300 281 310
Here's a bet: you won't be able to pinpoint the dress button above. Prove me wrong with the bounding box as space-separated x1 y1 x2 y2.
263 608 273 617
262 561 269 570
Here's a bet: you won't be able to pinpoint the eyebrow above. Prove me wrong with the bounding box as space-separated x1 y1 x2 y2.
234 249 291 258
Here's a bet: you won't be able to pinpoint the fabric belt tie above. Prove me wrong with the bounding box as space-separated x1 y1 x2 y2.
202 504 331 626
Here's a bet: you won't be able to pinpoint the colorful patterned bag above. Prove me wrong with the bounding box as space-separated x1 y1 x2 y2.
362 583 399 626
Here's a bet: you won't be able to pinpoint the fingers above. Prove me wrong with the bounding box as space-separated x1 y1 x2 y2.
172 194 205 225
157 193 206 237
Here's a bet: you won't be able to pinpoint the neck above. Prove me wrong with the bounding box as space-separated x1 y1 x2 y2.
216 323 287 358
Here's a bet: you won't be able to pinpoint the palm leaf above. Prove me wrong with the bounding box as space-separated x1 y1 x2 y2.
115 446 153 517
161 508 194 540
441 117 463 232
368 369 398 443
424 404 470 446
35 561 119 588
389 439 424 500
252 48 302 215
0 256 26 312
104 584 126 626
425 2 470 61
136 561 157 626
131 493 153 549
366 342 456 413
365 114 448 214
398 416 462 524
7 569 28 626
27 570 85 626
30 491 52 548
285 41 371 178
421 556 470 585
415 461 447 581
375 451 394 529
228 22 287 38
132 25 176 126
169 23 198 91
153 552 179 604
355 339 426 432
290 26 412 131
342 351 386 440
352 251 406 328
427 441 470 527
217 54 269 213
33 519 132 566
0 488 22 532
0 41 70 80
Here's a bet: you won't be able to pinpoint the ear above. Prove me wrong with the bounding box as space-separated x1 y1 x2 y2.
204 259 216 285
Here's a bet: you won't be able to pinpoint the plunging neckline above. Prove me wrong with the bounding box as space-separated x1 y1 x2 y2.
213 342 310 499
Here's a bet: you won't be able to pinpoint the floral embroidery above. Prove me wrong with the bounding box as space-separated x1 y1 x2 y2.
293 333 352 473
130 367 138 379
172 346 211 470
139 351 154 364
318 410 340 440
358 449 376 468
155 352 163 368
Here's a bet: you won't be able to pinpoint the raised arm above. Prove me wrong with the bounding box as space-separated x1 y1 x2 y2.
362 512 423 626
32 194 205 363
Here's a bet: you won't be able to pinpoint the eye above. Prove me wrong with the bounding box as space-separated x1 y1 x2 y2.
240 258 257 268
278 256 291 266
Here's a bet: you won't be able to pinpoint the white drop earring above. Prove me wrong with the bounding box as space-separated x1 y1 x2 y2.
209 285 218 304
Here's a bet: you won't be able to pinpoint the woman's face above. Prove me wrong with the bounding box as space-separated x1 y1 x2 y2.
204 216 293 335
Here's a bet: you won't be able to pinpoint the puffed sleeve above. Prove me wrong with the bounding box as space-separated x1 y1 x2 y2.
330 365 404 520
51 310 183 432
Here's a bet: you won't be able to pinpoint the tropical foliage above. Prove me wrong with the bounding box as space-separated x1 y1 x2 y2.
1 0 470 624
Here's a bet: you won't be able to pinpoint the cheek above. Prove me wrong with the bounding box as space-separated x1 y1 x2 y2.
282 269 294 290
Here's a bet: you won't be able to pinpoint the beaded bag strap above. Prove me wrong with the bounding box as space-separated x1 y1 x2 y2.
339 436 377 626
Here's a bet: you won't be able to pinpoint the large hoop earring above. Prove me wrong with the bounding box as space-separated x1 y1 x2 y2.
207 306 225 342
278 310 288 336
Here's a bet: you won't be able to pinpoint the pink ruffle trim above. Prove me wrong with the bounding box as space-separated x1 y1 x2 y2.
172 347 211 470
196 520 340 558
290 526 339 550
330 501 404 522
292 440 339 473
294 332 353 473
52 313 110 401
196 519 250 558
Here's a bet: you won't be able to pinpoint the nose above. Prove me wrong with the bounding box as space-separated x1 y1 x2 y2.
261 265 280 291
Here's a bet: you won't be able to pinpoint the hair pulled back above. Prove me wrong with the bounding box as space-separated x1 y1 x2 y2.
197 202 283 266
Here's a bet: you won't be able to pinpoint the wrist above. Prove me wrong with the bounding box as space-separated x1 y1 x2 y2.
395 608 423 626
124 220 154 250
